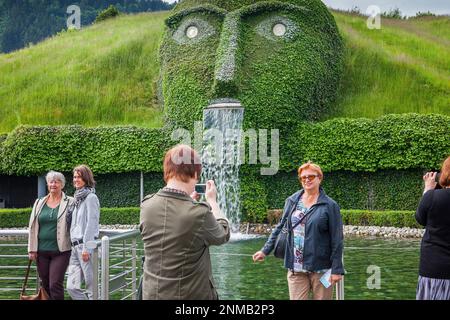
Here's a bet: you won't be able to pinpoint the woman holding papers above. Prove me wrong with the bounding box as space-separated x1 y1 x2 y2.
253 161 344 300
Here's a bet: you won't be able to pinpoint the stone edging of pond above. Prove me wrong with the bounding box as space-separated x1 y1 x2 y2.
0 224 424 239
239 223 425 239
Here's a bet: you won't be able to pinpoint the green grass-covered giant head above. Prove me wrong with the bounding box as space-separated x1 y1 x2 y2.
160 0 343 131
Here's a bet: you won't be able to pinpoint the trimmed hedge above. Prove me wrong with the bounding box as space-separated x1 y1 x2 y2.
0 125 170 175
280 113 450 172
99 207 140 225
1 114 448 176
0 208 31 228
267 209 421 228
0 208 140 228
0 207 421 229
341 210 421 228
262 169 424 211
64 172 164 207
13 168 420 218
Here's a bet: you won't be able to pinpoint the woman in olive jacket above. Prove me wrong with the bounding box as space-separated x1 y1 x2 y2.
140 145 230 300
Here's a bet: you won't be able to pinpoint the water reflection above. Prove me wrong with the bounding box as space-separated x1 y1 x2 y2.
210 236 421 300
0 236 421 300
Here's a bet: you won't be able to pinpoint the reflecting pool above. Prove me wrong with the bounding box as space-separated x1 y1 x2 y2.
211 236 421 300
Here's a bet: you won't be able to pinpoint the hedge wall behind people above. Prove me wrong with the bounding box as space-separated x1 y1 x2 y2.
0 125 170 175
64 172 165 208
59 169 423 221
0 207 421 228
261 169 424 211
1 114 448 175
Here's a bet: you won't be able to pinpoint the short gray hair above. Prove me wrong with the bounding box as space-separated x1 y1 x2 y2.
45 171 66 188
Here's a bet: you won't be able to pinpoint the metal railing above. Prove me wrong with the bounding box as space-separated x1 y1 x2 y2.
1 229 343 300
336 256 345 300
0 230 39 299
0 229 142 300
87 229 141 300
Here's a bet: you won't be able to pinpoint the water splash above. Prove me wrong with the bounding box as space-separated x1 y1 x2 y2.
202 99 244 233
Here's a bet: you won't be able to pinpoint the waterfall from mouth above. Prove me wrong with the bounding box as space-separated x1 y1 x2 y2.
202 99 244 234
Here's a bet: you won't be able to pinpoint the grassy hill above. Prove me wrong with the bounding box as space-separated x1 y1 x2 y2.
331 11 450 119
0 10 449 133
0 12 167 133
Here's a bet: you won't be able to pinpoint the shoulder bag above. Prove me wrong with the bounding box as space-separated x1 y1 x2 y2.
273 211 312 259
20 259 49 300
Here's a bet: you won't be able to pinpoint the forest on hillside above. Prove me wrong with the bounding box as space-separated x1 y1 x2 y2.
0 0 175 53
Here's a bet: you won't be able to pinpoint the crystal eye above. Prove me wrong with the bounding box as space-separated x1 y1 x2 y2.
273 23 287 37
172 18 216 44
256 16 299 41
186 26 199 39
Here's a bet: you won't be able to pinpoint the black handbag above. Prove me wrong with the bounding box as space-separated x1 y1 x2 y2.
273 212 310 259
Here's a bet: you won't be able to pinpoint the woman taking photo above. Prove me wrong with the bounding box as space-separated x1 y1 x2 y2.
253 161 344 300
416 156 450 300
28 171 73 300
66 164 100 300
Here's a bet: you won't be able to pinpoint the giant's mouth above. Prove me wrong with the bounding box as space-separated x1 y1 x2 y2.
205 98 242 110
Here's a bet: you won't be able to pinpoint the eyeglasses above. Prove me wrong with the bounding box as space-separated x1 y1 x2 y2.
300 175 319 182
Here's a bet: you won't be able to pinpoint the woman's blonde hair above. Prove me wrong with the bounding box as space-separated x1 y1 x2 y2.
297 161 323 181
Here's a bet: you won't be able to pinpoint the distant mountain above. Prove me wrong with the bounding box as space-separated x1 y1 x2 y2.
0 0 175 53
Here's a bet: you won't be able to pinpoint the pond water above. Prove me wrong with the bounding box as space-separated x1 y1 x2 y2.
211 236 421 300
0 236 421 300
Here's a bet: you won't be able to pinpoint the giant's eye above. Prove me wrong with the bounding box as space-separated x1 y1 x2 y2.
172 18 216 44
186 26 199 39
256 16 299 41
273 23 287 37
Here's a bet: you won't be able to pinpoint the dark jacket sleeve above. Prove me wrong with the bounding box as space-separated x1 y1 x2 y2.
415 190 433 226
328 201 344 275
261 199 291 255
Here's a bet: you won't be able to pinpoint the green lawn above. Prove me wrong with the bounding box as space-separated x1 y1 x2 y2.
329 12 450 119
0 12 167 133
0 11 449 133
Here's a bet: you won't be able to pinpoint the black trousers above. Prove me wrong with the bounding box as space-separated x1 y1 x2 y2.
36 250 71 300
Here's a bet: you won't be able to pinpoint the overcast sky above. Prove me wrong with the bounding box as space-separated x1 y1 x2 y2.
162 0 450 17
322 0 450 17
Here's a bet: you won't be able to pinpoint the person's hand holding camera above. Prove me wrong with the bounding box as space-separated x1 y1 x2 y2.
423 172 437 194
205 180 218 204
190 191 200 201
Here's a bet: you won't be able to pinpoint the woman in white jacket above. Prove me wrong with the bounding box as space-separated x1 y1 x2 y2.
66 164 100 300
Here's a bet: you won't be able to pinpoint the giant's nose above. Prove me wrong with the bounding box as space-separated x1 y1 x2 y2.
213 13 241 98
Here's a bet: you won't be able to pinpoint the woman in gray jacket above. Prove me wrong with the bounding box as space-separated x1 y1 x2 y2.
66 164 100 300
253 161 344 300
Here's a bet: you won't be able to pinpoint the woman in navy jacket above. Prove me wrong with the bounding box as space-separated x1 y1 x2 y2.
253 162 344 300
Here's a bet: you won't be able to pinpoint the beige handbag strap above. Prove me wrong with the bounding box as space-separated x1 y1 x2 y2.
21 259 33 296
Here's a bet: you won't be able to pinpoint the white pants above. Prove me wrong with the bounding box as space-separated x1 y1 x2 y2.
67 245 94 300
